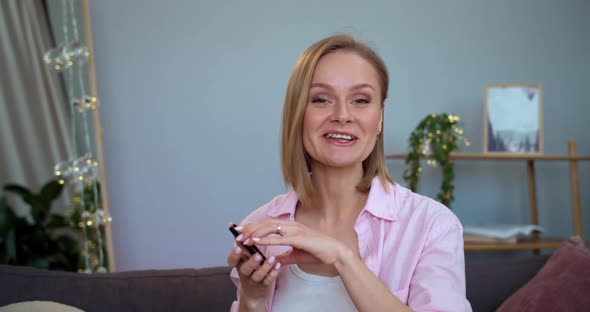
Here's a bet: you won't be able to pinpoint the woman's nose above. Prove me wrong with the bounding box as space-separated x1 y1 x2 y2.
331 100 352 124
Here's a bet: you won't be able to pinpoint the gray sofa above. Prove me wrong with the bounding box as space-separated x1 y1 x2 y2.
0 255 548 312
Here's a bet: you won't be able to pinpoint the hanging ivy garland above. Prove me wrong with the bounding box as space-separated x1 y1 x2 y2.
403 113 469 209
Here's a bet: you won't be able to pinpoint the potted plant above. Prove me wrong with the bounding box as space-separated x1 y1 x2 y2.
0 180 80 271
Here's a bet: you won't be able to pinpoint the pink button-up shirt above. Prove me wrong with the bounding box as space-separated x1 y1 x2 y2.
230 177 472 311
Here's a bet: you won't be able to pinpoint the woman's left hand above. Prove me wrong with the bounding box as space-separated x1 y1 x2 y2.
236 220 349 266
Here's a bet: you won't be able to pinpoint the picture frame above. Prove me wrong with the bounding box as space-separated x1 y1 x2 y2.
484 83 543 154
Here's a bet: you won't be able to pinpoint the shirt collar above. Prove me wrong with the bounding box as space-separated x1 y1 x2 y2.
362 177 397 221
266 177 398 222
266 189 298 219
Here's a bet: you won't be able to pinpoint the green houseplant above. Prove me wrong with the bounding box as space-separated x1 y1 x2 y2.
0 180 81 271
403 113 468 209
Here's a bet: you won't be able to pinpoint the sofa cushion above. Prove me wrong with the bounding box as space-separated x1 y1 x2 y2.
497 238 590 311
0 265 235 312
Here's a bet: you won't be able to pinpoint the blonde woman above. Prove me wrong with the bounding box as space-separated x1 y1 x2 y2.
227 34 471 312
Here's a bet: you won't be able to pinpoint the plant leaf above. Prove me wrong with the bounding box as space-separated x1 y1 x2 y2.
40 180 64 203
27 258 50 269
0 196 17 234
5 229 17 259
3 184 34 205
29 199 47 225
47 214 69 229
55 235 81 271
3 184 31 197
56 235 80 251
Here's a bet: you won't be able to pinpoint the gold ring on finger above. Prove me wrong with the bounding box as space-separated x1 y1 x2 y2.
276 223 282 235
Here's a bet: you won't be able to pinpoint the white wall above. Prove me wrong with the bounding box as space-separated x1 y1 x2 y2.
88 0 590 270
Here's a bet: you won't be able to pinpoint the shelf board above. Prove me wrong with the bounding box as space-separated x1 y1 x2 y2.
464 237 566 251
386 153 590 161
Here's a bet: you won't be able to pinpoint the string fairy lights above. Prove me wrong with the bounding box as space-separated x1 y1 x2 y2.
44 0 110 273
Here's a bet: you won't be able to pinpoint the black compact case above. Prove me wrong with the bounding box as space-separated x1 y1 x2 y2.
229 223 267 264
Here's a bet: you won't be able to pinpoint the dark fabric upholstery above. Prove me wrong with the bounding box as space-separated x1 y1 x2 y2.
0 265 235 312
1 255 549 312
465 255 549 312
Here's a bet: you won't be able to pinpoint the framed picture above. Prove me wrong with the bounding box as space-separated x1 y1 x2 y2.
484 83 543 154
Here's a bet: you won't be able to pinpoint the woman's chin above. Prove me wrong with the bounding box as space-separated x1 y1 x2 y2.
319 159 362 169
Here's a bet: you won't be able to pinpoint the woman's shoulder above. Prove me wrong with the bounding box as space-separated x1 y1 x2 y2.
389 182 463 231
239 189 298 225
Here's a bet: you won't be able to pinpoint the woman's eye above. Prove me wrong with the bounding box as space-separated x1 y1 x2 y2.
353 98 370 104
311 97 329 104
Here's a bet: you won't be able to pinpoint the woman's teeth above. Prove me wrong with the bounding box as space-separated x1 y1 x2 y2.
326 133 353 140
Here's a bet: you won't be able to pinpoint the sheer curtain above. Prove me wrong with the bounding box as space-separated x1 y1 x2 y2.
0 0 71 215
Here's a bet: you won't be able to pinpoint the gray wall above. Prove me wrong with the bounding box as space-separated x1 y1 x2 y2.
88 0 590 271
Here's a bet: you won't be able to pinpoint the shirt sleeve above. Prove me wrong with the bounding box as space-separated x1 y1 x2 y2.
407 215 472 312
230 267 241 312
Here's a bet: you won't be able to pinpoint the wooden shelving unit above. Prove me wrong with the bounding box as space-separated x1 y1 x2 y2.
386 153 590 161
463 237 564 251
386 139 588 251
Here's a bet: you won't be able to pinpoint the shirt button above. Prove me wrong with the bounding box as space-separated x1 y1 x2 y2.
372 217 378 221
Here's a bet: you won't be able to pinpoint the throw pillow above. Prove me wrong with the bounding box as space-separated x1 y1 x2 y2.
0 301 85 312
497 236 590 311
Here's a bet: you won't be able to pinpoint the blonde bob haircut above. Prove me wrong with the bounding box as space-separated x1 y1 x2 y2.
281 34 393 207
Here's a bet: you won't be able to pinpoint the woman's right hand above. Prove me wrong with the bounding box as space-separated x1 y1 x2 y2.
227 236 281 310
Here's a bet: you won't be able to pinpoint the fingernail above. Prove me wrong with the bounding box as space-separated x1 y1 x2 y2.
254 254 262 262
235 226 243 231
234 247 242 255
274 262 281 270
252 237 261 242
235 234 243 241
243 238 251 245
267 256 275 265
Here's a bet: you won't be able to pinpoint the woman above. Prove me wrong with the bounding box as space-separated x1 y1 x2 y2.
227 34 471 312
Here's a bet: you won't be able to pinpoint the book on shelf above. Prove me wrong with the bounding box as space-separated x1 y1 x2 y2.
463 224 544 243
464 233 518 243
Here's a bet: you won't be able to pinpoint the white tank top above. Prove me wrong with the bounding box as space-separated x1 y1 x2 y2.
270 264 358 312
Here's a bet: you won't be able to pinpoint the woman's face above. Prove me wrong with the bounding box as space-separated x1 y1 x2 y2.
303 50 383 170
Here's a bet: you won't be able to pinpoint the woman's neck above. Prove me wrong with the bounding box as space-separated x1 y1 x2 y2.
304 162 368 225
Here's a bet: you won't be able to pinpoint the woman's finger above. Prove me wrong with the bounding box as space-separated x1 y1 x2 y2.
239 252 264 277
249 220 296 243
236 222 266 244
257 234 294 246
227 246 244 267
262 262 282 286
249 256 277 283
